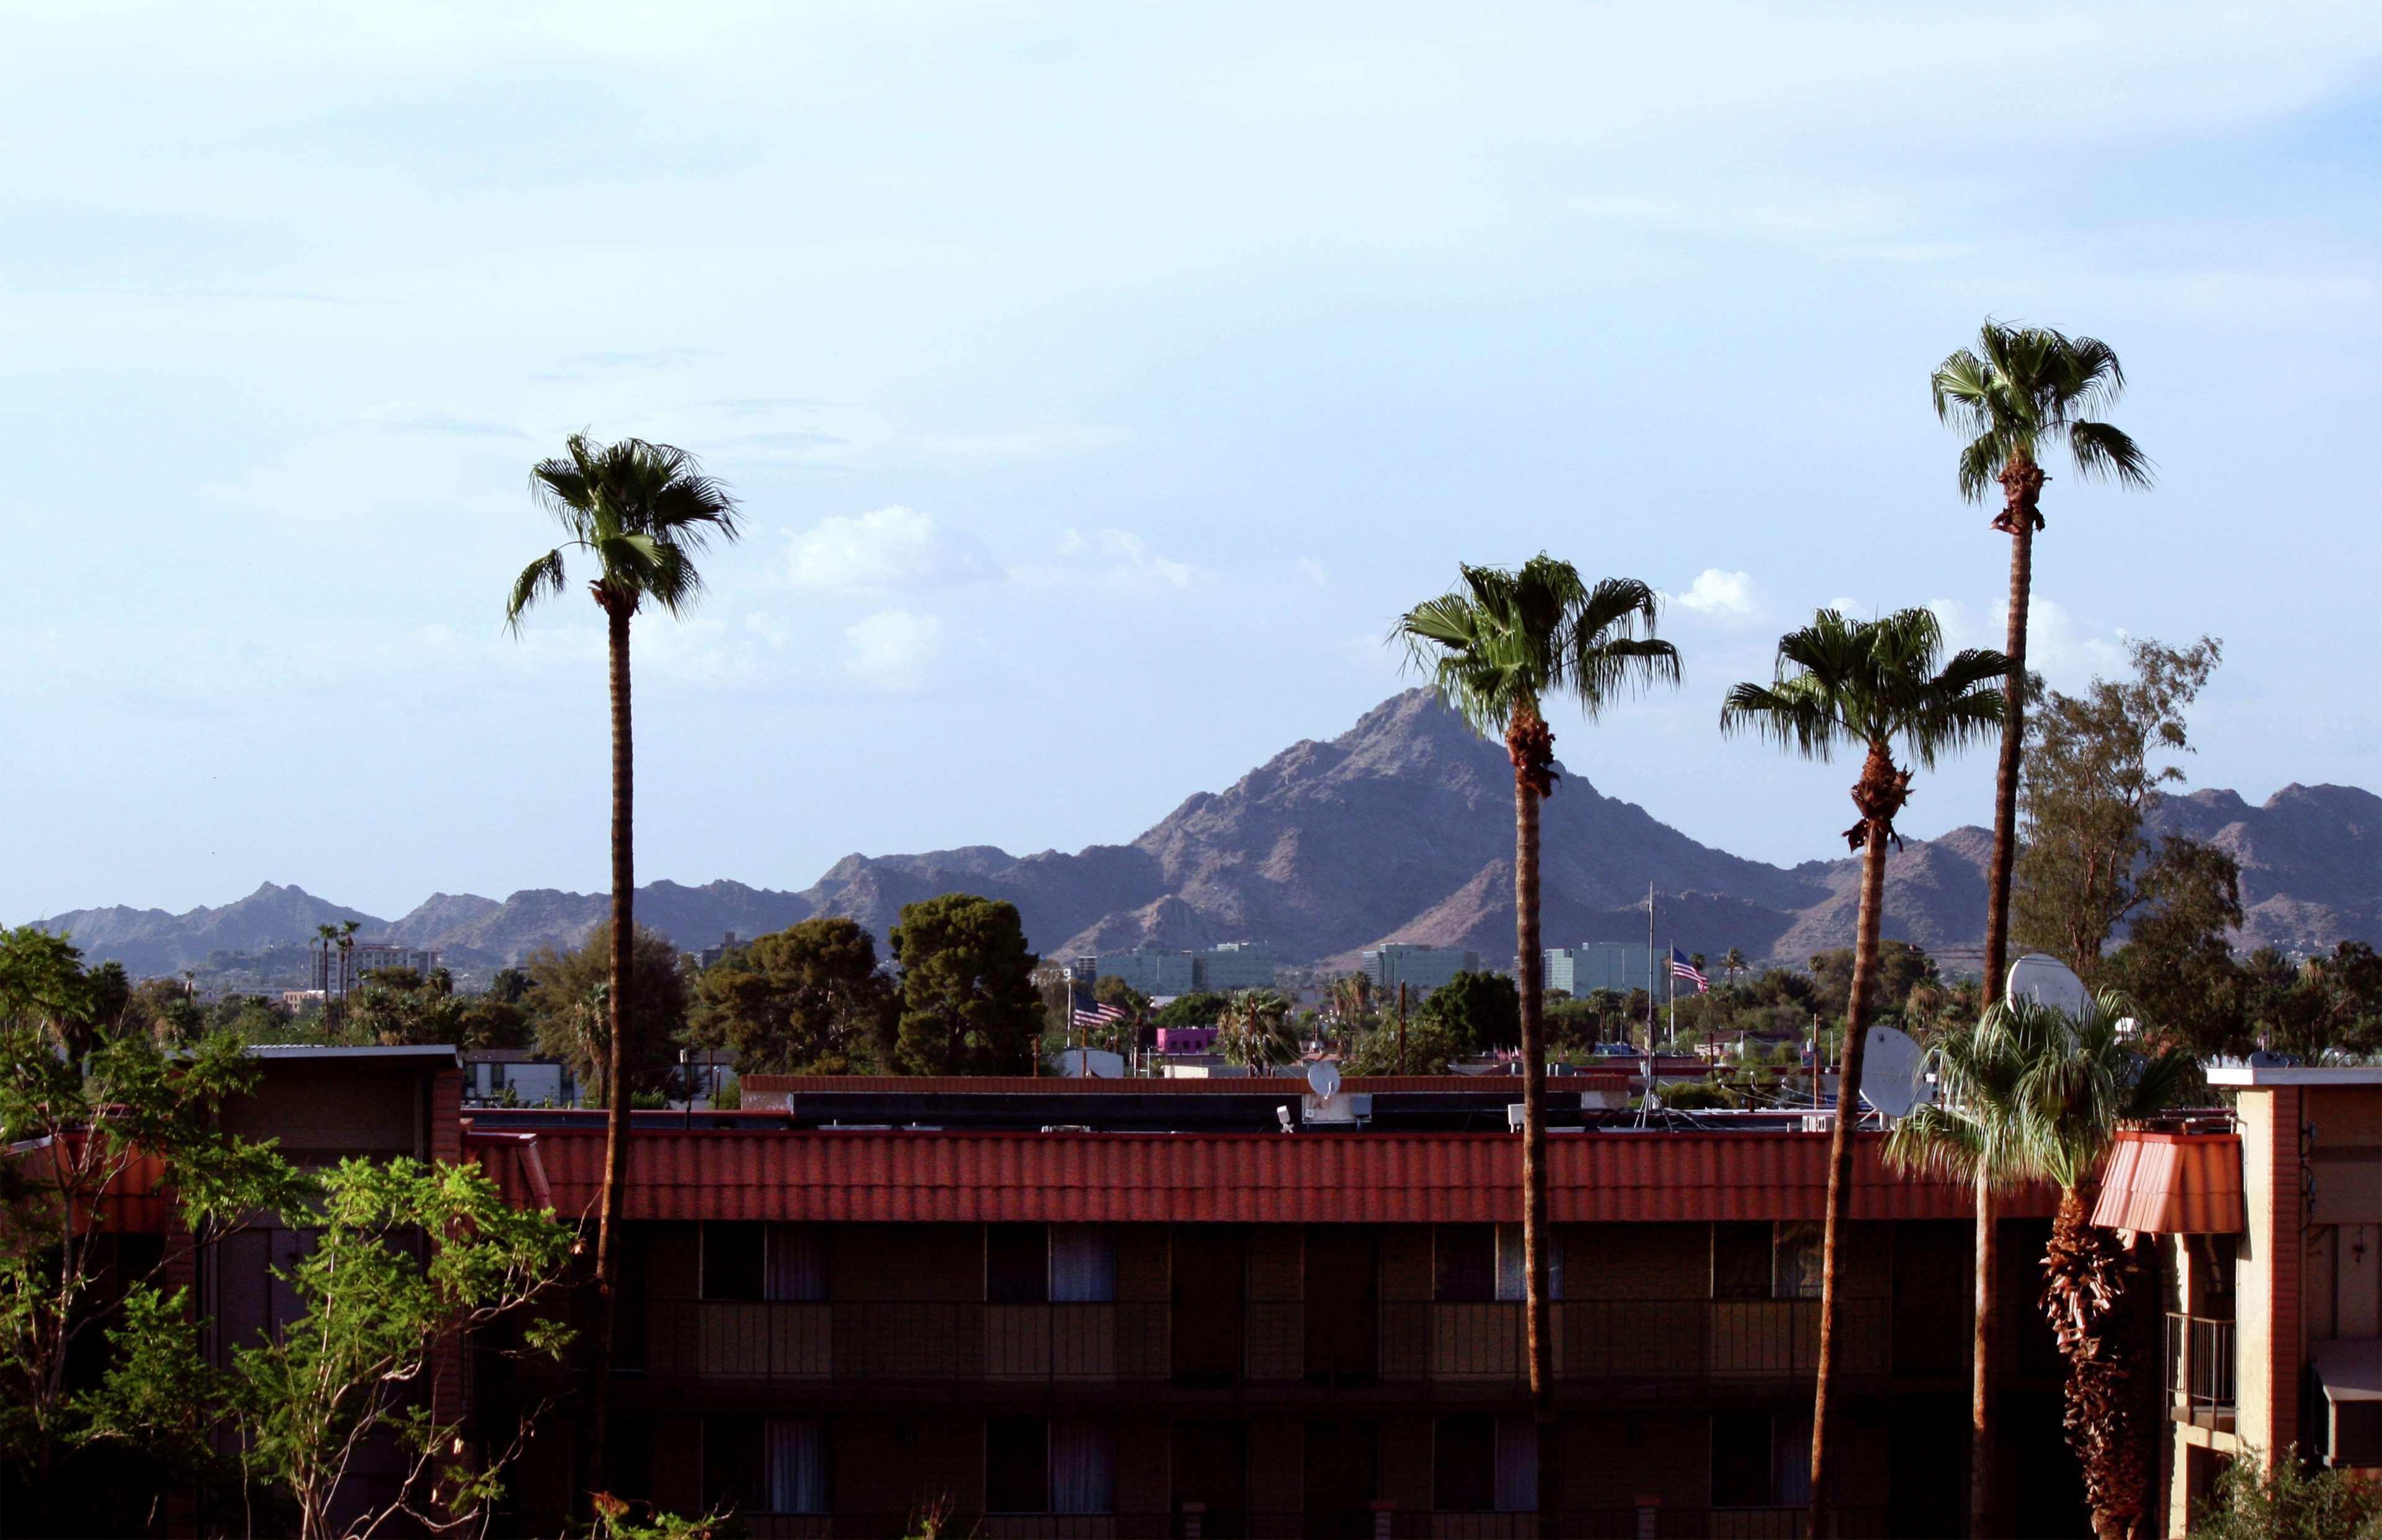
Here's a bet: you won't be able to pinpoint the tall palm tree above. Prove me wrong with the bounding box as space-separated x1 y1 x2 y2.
1720 946 1747 989
1397 555 1679 1533
506 432 739 1500
335 919 361 1001
1216 988 1296 1070
1933 322 2150 1007
1721 607 2004 1532
1934 321 2149 1539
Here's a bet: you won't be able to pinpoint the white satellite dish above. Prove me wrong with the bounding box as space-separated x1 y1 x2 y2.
1859 1026 1926 1119
2006 953 2089 1018
1307 1060 1342 1100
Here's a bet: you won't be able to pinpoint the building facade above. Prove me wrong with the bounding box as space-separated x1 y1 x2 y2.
1363 944 1482 1000
1545 943 1656 999
1083 943 1277 998
310 940 442 995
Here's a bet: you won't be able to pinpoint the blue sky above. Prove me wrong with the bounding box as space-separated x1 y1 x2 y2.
7 1 2380 924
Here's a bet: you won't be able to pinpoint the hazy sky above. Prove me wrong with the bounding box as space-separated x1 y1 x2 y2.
7 2 2380 924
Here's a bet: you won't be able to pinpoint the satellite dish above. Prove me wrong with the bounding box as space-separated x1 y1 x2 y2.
1307 1060 1342 1099
1860 1026 1925 1118
2006 953 2088 1018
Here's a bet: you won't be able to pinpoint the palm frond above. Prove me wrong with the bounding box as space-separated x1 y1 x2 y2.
2065 420 2154 489
504 549 569 633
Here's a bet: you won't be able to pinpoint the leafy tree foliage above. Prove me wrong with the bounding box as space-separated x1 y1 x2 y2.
1215 989 1298 1070
1418 969 1520 1053
1152 992 1229 1030
1343 1016 1466 1075
2188 1448 2382 1540
1805 940 1940 1027
526 922 690 1101
2014 636 2223 982
689 917 896 1074
888 894 1042 1075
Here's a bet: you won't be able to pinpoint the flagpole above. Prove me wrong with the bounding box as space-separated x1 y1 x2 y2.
1667 938 1675 1044
1645 881 1656 1051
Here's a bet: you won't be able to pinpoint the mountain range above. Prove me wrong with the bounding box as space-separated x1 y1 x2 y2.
30 690 2382 979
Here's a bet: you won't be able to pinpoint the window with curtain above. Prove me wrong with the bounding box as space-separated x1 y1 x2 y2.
764 1224 826 1302
1048 1226 1116 1302
1050 1419 1115 1515
1772 1222 1824 1301
1492 1416 1538 1513
764 1419 827 1513
1492 1224 1563 1302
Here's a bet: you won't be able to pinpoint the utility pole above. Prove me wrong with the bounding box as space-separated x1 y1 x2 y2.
1395 982 1408 1075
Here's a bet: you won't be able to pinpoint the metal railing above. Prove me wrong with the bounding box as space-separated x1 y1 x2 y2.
2166 1312 2236 1427
630 1296 1904 1386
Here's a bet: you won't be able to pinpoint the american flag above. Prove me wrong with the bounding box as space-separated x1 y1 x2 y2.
1072 1001 1126 1028
1669 948 1709 994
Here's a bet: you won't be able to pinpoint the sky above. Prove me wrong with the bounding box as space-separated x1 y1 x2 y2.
6 1 2380 924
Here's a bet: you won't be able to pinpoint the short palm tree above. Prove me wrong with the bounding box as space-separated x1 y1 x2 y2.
1216 989 1296 1070
1720 946 1747 989
2022 989 2192 1540
506 432 739 1502
1398 554 1679 1532
1886 996 2063 1538
1721 607 2004 1531
1933 321 2150 1010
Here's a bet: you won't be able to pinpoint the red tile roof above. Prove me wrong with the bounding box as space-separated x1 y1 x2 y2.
2091 1131 2243 1234
740 1074 1530 1096
468 1124 2055 1225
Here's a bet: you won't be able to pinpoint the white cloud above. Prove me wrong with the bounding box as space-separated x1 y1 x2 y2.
1673 568 1756 618
1043 527 1198 590
1928 595 2127 687
783 505 1001 593
842 608 940 690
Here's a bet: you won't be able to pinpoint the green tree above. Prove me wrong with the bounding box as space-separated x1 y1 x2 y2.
2014 636 2223 984
526 923 691 1102
1396 553 1679 1533
1718 948 1747 988
1418 969 1520 1054
689 917 896 1074
1152 992 1229 1031
888 895 1042 1075
2103 837 2247 1058
216 1157 576 1540
1933 321 2151 1022
1721 606 2004 1533
0 1018 302 1531
507 431 740 1497
1805 940 1939 1028
1343 1015 1463 1075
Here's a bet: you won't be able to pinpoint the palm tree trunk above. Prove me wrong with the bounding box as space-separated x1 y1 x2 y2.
1510 714 1557 1538
1981 506 2035 1007
1811 779 1891 1536
1971 1173 1996 1538
586 599 636 1508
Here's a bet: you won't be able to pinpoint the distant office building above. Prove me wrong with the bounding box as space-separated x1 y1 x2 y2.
312 941 441 995
1362 943 1481 999
1082 947 1198 996
1545 942 1656 997
1197 941 1275 992
1082 941 1276 997
695 932 744 969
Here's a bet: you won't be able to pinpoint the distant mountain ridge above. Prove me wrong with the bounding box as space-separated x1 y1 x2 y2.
29 692 2381 977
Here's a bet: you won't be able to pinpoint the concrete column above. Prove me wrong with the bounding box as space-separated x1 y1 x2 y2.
2237 1086 2304 1465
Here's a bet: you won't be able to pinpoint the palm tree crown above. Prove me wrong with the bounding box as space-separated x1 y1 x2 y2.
1932 321 2152 528
507 434 742 627
1395 554 1680 776
1721 608 2006 846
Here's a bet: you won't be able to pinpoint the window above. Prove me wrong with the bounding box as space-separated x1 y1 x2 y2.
988 1224 1048 1304
1713 1222 1822 1301
1434 1415 1495 1513
1051 1420 1115 1515
1492 1224 1563 1302
1049 1226 1117 1303
764 1419 827 1514
765 1224 826 1302
986 1415 1050 1513
1435 1226 1496 1302
701 1222 764 1302
1492 1417 1538 1514
1711 1411 1813 1508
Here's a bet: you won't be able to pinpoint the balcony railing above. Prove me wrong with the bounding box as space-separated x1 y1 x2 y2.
2166 1312 2236 1428
632 1297 1901 1387
754 1510 1889 1540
